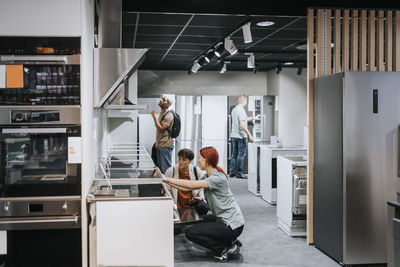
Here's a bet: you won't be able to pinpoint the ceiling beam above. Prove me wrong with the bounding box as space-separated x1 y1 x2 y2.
132 13 140 48
158 14 195 65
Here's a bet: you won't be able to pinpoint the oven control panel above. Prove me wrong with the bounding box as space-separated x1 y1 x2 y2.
11 110 60 123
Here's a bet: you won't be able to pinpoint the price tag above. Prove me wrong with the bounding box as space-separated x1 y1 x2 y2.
68 137 81 164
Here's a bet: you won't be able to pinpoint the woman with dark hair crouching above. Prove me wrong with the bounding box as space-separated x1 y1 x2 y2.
160 146 244 263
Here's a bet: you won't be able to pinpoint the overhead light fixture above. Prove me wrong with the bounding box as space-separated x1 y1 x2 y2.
224 37 238 55
197 57 207 67
219 62 227 74
276 64 282 74
297 65 303 75
256 21 275 27
218 61 230 74
191 61 201 73
204 50 215 63
214 42 224 57
242 22 252 43
284 62 294 65
253 64 259 74
246 53 255 68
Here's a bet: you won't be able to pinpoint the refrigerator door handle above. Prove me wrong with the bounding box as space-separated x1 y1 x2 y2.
398 125 400 177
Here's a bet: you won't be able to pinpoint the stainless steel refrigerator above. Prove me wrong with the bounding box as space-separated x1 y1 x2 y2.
202 95 228 170
175 95 202 164
314 72 400 265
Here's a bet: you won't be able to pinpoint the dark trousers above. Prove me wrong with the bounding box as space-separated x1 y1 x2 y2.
185 215 244 254
229 137 248 175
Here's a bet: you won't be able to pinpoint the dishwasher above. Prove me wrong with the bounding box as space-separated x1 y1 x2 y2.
276 155 307 236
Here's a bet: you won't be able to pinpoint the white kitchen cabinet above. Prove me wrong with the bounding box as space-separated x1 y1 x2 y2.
259 145 306 204
88 180 174 267
277 156 307 236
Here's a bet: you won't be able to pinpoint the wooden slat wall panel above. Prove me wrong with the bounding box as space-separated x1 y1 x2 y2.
307 8 400 246
386 11 393 72
395 11 400 71
306 8 314 245
316 9 324 77
351 10 359 71
342 10 350 71
368 11 376 71
325 10 332 75
360 10 367 71
334 10 341 73
377 10 385 71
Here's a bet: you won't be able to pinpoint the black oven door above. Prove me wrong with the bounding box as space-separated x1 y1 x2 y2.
0 126 81 197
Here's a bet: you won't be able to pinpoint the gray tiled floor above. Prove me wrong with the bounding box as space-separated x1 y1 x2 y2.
174 178 341 267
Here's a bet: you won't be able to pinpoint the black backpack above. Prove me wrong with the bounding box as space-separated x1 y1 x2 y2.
162 110 181 138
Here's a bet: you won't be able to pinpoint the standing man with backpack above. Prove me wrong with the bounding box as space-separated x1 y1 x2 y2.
151 96 181 174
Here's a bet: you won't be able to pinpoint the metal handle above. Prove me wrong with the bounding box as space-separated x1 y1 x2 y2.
0 55 80 64
0 215 79 224
0 55 67 62
2 128 67 134
398 125 400 177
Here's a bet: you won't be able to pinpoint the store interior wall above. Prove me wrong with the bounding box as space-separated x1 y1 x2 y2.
270 68 307 146
138 70 268 96
0 0 81 36
80 0 95 266
0 0 84 257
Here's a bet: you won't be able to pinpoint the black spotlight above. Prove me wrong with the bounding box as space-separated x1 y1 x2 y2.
187 68 192 75
253 64 259 74
205 50 215 62
276 64 282 74
214 42 225 57
197 56 207 67
297 65 303 75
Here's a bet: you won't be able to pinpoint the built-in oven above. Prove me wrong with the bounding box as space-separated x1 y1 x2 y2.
0 106 82 267
0 107 81 197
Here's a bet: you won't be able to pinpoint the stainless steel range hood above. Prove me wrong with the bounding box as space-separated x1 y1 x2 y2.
94 48 148 108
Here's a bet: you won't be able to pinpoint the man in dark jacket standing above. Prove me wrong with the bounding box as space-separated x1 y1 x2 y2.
151 96 174 174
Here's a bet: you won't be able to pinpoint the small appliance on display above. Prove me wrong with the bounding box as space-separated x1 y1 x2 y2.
277 156 307 236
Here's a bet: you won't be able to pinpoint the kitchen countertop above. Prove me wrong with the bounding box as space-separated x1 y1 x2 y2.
87 178 172 202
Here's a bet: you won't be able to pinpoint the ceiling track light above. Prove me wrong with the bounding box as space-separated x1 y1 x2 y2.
214 42 224 57
297 65 303 75
253 64 259 74
224 37 238 55
276 64 282 74
191 61 201 73
218 61 230 74
197 56 207 67
242 22 252 44
204 50 215 63
246 53 255 68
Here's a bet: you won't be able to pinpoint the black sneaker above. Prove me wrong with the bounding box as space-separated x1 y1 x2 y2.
236 174 248 179
234 239 243 247
229 173 236 178
213 244 240 263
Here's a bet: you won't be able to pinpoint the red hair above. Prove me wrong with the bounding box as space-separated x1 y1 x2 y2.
199 146 228 179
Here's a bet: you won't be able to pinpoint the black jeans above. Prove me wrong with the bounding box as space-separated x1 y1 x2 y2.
185 215 244 255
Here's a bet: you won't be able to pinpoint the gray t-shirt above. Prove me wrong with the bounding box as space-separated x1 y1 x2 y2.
203 169 244 230
231 105 248 139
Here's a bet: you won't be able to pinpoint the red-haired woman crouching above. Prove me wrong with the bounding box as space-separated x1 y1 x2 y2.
161 146 244 263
